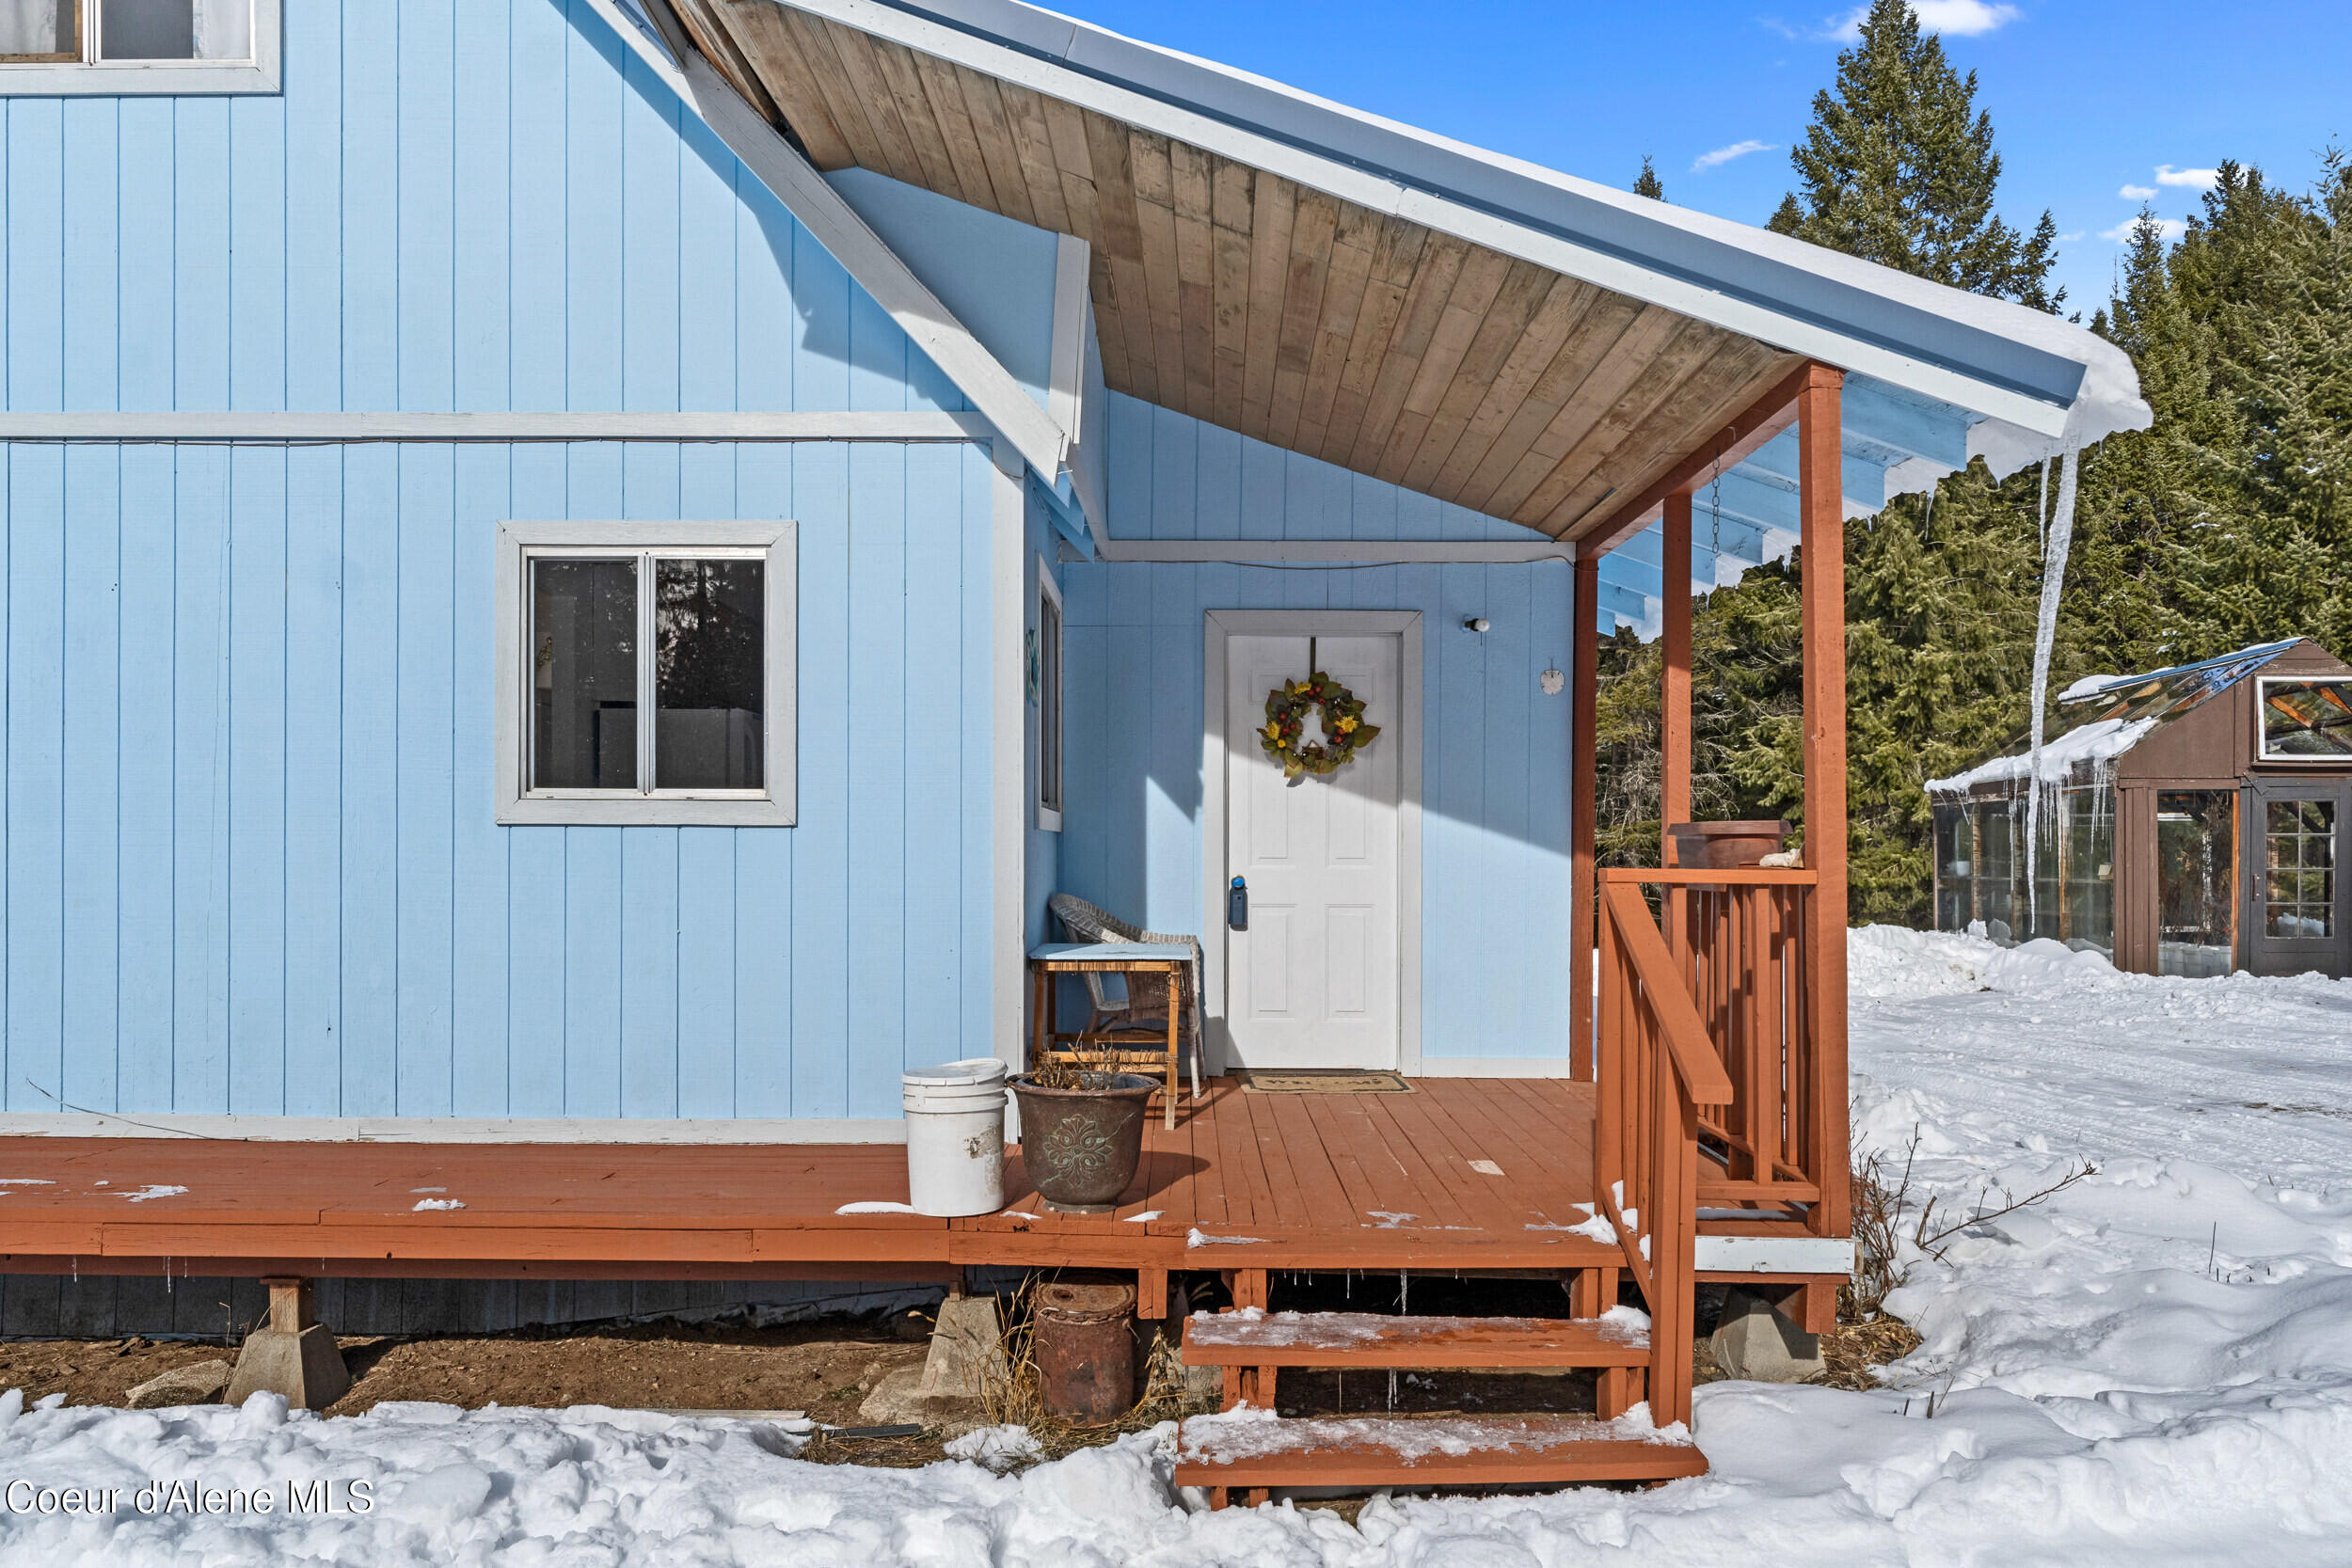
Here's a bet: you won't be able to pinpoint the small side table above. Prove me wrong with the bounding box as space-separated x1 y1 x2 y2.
1027 942 1193 1131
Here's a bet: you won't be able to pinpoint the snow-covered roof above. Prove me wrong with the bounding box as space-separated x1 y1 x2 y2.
1926 639 2312 798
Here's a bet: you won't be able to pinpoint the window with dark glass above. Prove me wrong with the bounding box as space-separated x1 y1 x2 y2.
1932 803 1972 930
2059 788 2115 956
1037 576 1062 819
654 559 766 791
530 553 766 797
2157 790 2235 976
1972 801 2016 938
1 0 254 62
2258 679 2352 761
2264 799 2336 939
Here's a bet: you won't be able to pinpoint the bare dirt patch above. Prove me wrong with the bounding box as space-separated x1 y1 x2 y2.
0 1337 246 1409
0 1314 933 1423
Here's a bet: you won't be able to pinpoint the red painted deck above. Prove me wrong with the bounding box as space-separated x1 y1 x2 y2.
0 1079 1630 1285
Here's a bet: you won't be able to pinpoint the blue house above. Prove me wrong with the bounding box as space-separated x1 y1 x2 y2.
0 0 2145 1481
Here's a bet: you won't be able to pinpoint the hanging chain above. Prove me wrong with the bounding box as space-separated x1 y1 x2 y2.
1707 445 1724 566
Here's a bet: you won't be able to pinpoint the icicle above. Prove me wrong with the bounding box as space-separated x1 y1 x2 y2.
2037 456 2051 558
1388 1369 1398 1412
1398 1271 1408 1312
2023 445 2082 931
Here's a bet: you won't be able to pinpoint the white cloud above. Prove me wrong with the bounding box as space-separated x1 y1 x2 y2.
2100 217 2185 244
2057 230 2086 244
1828 0 2021 40
1692 139 1774 173
2155 164 2219 189
2119 182 2158 200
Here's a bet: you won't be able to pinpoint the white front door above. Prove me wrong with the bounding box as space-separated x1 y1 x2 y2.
1223 632 1403 1069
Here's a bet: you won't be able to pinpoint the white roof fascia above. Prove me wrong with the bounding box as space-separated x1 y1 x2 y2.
784 0 2147 450
578 0 1071 481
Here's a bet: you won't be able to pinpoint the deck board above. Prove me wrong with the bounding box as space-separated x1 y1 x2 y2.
0 1080 1632 1278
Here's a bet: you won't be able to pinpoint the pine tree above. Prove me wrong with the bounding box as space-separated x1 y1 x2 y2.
1633 155 1665 201
1772 0 2061 310
1603 0 2072 922
2153 156 2352 656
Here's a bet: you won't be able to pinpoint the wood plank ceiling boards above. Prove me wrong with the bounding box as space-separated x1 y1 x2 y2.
691 0 1808 546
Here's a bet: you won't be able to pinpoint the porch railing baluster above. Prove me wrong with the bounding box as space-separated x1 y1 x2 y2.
1593 865 1832 1426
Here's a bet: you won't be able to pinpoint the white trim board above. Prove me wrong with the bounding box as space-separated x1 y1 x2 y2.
0 410 998 443
1696 1235 1857 1275
578 0 1069 480
1200 609 1424 1076
992 441 1031 1104
1046 232 1108 557
0 1114 908 1145
1414 1056 1582 1079
1101 539 1574 564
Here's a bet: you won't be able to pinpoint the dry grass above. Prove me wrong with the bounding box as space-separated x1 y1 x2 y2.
974 1275 1216 1465
1814 1315 1925 1390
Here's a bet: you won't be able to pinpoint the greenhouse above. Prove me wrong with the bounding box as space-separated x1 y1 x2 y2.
1927 638 2352 978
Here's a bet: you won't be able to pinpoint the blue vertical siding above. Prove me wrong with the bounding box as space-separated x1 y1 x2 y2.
1065 401 1577 1065
0 439 997 1117
0 0 1009 1117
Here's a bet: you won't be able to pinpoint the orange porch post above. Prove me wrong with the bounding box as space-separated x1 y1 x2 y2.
1796 365 1852 1236
1661 489 1693 860
1570 556 1599 1080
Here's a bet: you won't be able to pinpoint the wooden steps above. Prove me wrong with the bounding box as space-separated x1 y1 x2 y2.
1178 1306 1703 1503
1182 1308 1650 1369
1173 1412 1707 1494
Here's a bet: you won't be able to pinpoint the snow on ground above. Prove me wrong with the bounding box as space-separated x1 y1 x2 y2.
3 927 2349 1563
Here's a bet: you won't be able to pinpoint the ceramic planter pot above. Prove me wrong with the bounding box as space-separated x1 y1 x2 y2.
1009 1073 1156 1212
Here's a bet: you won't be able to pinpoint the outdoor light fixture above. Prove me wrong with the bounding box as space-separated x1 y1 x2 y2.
1463 616 1490 633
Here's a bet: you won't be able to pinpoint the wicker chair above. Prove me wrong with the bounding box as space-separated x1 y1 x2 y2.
1047 893 1204 1100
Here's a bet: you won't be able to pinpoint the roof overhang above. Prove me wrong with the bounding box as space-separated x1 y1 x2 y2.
669 0 2146 554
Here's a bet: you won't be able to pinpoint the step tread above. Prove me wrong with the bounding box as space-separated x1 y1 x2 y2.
1182 1308 1650 1368
1173 1411 1704 1487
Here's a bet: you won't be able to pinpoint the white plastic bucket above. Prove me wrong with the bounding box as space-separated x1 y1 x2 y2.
901 1058 1009 1217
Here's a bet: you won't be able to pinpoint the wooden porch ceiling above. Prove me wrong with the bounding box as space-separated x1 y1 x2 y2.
676 0 1805 543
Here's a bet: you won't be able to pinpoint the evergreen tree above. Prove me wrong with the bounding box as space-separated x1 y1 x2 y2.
1604 0 2072 922
1633 154 1665 200
1608 32 2352 929
1772 0 2061 309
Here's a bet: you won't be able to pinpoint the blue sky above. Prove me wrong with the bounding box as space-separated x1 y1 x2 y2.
1058 0 2350 317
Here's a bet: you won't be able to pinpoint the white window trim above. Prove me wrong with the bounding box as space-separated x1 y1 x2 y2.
0 0 279 95
2255 674 2352 764
495 520 797 827
1034 552 1064 833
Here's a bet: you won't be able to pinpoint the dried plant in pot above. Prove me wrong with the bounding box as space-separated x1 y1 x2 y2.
1010 1052 1157 1213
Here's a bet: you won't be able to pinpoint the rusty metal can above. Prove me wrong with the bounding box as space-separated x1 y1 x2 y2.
1032 1280 1136 1424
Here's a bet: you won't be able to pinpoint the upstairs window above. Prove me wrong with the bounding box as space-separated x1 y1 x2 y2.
496 522 797 827
1 0 276 90
2257 677 2352 761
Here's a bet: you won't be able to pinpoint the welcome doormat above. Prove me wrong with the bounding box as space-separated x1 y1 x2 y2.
1233 1069 1412 1094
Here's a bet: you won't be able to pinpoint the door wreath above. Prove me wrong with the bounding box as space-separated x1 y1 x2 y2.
1259 667 1380 782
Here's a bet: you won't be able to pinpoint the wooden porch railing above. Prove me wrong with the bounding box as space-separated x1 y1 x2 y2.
1611 868 1833 1221
1594 878 1735 1428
